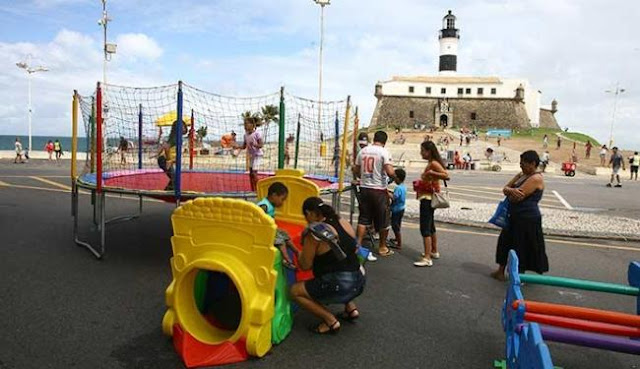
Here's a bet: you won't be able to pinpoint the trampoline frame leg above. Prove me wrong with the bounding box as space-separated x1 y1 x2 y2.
73 182 106 259
349 187 355 225
73 185 146 260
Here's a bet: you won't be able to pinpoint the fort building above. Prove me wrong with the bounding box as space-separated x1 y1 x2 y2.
370 10 560 131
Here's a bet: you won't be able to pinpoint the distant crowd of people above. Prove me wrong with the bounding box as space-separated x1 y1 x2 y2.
13 137 64 164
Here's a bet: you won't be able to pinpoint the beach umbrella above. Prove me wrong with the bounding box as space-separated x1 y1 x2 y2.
155 111 192 127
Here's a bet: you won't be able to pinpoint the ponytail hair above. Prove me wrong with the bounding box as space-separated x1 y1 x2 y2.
301 197 340 228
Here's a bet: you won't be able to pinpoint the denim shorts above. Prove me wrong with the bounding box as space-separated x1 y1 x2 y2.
305 269 366 305
391 209 404 233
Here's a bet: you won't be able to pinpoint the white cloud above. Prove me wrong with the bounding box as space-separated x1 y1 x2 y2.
0 29 168 139
115 33 163 62
1 0 639 149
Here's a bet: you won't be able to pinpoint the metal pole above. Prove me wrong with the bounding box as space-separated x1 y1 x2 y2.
189 109 194 170
138 104 143 169
102 0 108 88
71 91 78 216
608 82 620 149
317 4 326 127
278 87 286 169
96 82 103 194
28 72 32 152
338 96 351 192
333 111 339 177
294 113 301 169
71 91 78 180
175 81 183 204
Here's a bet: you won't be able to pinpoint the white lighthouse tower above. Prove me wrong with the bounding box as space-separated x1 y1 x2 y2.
439 10 459 75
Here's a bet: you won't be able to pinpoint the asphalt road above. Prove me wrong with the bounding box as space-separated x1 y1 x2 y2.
404 167 640 220
1 159 640 369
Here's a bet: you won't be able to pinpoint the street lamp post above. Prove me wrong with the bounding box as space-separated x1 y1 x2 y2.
98 0 117 87
605 82 625 148
313 0 330 126
16 56 48 152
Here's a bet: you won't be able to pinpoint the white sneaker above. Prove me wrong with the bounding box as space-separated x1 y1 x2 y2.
367 253 378 262
413 258 433 267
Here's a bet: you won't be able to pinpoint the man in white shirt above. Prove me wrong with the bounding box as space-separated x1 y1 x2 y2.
14 137 23 164
353 130 396 256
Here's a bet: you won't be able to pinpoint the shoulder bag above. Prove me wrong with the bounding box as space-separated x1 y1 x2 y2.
431 180 450 209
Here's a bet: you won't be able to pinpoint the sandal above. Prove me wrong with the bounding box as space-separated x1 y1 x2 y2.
309 320 341 335
388 240 402 250
338 308 359 322
378 249 395 257
490 270 507 282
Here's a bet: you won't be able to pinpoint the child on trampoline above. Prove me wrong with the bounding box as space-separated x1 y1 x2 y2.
235 116 264 192
156 120 188 191
257 182 300 269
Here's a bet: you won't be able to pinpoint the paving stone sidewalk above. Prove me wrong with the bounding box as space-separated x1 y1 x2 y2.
404 198 640 241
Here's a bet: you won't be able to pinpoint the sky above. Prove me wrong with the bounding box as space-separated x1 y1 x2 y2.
0 0 639 149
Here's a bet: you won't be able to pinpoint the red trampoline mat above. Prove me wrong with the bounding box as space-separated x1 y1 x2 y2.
103 172 334 193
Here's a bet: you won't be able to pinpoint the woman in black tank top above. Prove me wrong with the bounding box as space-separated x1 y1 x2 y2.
290 197 366 335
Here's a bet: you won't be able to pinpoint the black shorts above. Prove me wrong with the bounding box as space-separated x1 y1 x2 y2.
305 270 366 305
419 199 436 237
357 188 390 232
391 209 404 233
632 166 639 174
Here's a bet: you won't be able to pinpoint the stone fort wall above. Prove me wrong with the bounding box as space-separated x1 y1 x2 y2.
539 108 560 130
371 96 550 130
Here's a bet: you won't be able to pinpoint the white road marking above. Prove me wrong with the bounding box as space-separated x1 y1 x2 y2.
552 190 573 210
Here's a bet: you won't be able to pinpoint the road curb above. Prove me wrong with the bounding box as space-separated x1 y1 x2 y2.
403 212 640 243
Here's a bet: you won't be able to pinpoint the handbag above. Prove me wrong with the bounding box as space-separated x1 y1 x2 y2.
489 198 510 228
431 181 450 209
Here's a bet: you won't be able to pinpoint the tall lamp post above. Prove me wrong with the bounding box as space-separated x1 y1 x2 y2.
313 0 330 126
98 0 117 88
16 56 48 152
605 82 625 148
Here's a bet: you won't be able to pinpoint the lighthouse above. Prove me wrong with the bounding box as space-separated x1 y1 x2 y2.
439 10 459 75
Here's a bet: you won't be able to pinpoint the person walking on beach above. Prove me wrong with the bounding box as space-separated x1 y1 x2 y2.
14 137 24 163
599 145 608 166
54 139 63 161
585 140 593 159
606 147 625 188
556 136 562 150
542 134 548 149
45 140 54 160
629 152 639 181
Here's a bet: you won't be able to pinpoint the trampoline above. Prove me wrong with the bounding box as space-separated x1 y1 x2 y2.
76 169 339 199
70 82 358 260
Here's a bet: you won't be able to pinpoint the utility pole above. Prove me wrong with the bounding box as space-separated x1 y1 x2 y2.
16 55 48 152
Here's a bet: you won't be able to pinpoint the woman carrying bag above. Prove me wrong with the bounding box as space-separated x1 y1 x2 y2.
491 150 549 281
413 141 450 267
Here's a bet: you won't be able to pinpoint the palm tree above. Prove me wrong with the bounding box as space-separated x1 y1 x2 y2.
196 126 208 147
260 105 279 126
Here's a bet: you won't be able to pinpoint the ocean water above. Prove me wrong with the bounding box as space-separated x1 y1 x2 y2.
1 135 87 152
